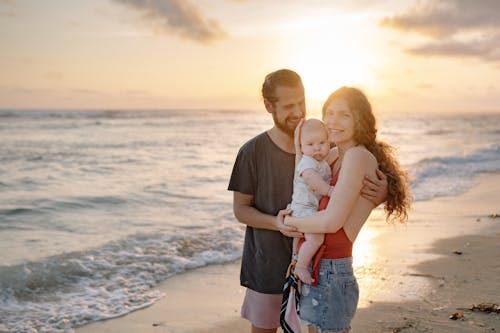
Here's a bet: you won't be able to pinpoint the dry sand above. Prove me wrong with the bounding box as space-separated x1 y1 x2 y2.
77 173 500 333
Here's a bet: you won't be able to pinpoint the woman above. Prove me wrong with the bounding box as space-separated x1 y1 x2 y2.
284 87 411 332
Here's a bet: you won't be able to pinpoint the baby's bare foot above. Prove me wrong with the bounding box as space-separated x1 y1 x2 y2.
295 266 313 284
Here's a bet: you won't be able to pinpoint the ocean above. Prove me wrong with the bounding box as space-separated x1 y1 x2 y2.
0 109 499 332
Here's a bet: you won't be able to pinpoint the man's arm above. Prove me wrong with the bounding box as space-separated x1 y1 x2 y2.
233 191 303 238
361 168 388 206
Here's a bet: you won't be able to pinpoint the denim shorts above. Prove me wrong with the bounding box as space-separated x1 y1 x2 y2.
299 257 359 332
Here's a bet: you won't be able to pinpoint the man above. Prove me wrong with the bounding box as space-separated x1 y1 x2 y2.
228 69 386 333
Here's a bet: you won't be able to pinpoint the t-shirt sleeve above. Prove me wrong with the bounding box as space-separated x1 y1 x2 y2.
296 155 319 176
228 142 256 195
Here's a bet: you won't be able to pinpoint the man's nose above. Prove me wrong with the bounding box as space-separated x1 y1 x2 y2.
290 105 304 118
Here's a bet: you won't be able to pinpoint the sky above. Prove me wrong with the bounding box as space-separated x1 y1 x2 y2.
1 0 499 114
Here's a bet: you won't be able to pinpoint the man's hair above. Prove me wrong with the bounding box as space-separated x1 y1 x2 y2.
262 69 303 105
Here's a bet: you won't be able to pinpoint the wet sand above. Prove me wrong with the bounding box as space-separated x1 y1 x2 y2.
77 173 500 333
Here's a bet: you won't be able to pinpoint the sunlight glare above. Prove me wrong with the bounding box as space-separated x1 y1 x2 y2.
284 15 376 113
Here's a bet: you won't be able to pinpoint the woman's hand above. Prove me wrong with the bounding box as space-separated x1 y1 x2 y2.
276 205 303 238
361 168 388 206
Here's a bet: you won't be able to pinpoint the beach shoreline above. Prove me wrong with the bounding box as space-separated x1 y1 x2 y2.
77 173 500 333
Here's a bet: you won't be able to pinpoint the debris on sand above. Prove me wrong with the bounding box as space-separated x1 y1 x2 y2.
391 319 415 332
470 303 500 313
449 311 464 320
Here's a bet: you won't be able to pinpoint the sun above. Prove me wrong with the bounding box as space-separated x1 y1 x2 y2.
281 14 378 115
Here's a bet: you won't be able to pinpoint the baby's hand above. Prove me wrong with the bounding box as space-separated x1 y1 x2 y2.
327 186 334 197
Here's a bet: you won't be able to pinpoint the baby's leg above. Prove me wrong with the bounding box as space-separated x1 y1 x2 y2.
292 237 299 255
295 233 324 284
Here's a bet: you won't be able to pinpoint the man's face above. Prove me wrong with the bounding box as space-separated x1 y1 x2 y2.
267 85 306 137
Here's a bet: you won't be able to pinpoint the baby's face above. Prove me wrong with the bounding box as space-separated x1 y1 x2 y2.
300 127 330 161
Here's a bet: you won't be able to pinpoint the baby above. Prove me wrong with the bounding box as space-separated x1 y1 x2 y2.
290 118 334 284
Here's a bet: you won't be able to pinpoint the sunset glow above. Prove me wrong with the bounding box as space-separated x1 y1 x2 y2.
284 14 379 111
1 1 499 113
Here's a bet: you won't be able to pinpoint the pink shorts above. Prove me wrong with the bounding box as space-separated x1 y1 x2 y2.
241 288 282 329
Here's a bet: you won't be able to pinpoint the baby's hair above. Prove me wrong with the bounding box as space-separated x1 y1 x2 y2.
301 118 328 139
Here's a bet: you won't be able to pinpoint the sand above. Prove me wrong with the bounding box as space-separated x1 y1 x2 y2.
77 173 500 333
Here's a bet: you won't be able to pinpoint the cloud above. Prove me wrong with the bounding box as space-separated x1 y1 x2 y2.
72 89 104 95
381 0 500 62
11 87 55 94
112 0 227 44
44 72 64 80
0 10 14 17
119 89 152 96
408 33 500 62
0 0 15 17
381 0 500 37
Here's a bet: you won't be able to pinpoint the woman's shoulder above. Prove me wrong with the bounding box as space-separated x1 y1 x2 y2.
345 146 377 165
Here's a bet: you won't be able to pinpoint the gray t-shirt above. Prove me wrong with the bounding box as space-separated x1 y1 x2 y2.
228 132 294 294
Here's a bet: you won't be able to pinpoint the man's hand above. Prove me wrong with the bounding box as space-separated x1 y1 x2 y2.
361 169 388 206
276 206 303 238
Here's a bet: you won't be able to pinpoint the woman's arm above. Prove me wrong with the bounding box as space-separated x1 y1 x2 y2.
285 148 376 233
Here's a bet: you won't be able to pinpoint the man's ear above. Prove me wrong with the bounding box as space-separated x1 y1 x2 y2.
264 99 274 114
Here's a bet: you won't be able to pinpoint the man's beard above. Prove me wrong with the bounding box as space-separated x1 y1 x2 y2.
272 113 303 138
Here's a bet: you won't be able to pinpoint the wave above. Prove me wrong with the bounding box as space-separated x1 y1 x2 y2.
0 109 219 121
143 184 207 200
0 195 131 218
0 224 244 333
425 129 454 136
409 144 500 201
0 110 134 120
0 207 36 216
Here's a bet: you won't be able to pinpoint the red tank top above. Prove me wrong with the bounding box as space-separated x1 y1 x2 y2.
296 159 353 284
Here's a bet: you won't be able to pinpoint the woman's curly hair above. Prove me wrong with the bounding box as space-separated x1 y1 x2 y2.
322 87 412 223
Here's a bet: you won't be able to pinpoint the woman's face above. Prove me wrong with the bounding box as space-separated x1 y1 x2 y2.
323 98 355 145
